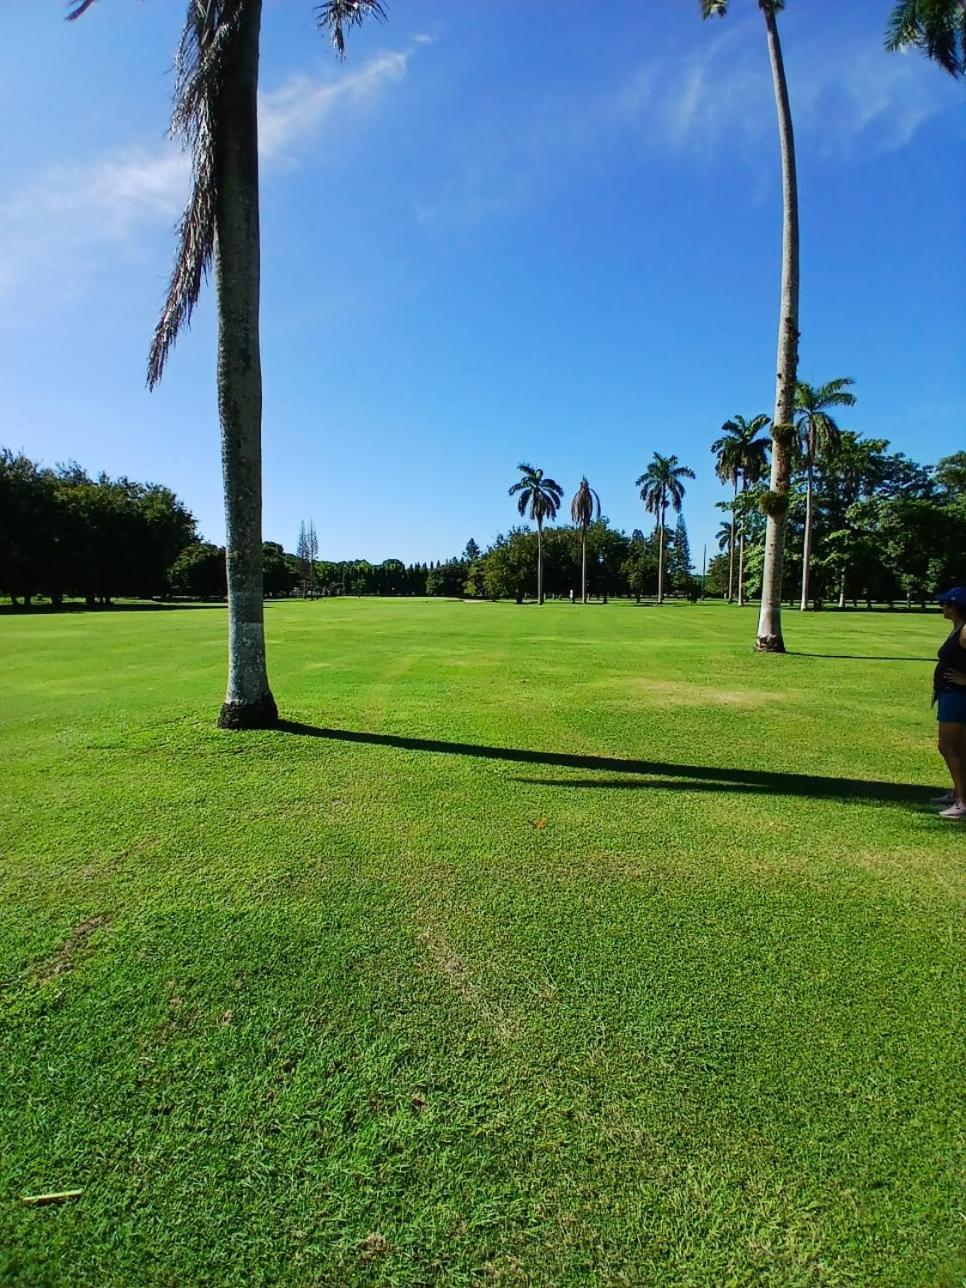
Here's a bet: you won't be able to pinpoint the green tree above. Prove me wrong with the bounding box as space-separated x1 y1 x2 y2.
0 451 60 607
481 529 537 603
570 477 602 604
170 542 228 599
69 0 387 727
508 464 564 605
705 551 731 597
711 414 770 602
935 451 966 494
814 431 886 605
635 454 695 604
885 0 966 75
668 514 694 593
702 0 800 650
262 542 295 597
426 560 467 597
794 377 856 611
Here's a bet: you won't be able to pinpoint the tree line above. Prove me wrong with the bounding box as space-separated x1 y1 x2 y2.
709 439 965 609
4 436 960 609
0 450 194 608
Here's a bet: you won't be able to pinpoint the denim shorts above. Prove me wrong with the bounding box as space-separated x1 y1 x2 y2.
937 690 966 724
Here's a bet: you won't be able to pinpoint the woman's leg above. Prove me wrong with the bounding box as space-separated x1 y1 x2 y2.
938 722 966 802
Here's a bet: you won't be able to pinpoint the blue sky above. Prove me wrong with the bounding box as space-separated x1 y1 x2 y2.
3 0 963 566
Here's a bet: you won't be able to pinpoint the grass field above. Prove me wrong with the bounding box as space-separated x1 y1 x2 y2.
1 598 963 1286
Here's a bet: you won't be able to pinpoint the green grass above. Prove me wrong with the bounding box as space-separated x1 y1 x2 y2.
1 599 962 1286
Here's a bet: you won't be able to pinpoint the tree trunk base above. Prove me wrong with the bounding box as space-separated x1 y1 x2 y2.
218 692 279 730
754 634 786 654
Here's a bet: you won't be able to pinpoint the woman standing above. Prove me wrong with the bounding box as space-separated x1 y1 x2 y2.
933 587 966 820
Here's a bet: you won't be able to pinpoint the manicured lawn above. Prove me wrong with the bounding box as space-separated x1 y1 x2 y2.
1 599 962 1286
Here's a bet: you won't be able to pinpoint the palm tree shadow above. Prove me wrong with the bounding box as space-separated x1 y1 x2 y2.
274 722 930 806
788 651 933 663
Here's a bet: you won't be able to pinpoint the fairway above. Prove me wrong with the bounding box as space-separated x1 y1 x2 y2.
2 600 962 1285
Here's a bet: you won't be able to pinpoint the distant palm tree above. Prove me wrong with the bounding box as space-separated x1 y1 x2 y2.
68 0 387 727
711 414 771 602
636 454 695 604
885 0 966 76
509 463 564 604
716 521 733 553
570 477 601 604
794 377 856 611
702 1 800 651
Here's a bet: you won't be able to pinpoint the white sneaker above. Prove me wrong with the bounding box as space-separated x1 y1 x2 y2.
931 789 957 804
939 800 966 821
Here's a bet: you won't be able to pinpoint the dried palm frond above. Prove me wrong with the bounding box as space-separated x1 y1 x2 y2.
316 0 387 59
147 0 246 388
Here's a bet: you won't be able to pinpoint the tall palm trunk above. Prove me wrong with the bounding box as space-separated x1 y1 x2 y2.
736 473 749 606
799 451 814 611
657 503 666 604
727 474 738 601
737 474 747 606
581 526 588 604
215 0 277 729
755 3 799 654
537 520 543 605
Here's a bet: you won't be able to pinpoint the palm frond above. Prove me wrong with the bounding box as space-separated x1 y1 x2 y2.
885 0 965 76
147 0 246 389
316 0 387 59
571 478 602 527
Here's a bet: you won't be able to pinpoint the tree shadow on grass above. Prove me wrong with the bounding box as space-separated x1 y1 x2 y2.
274 721 930 807
788 651 933 663
0 601 225 616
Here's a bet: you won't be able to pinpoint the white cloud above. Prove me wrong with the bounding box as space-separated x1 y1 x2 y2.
259 50 407 161
612 20 956 164
0 46 416 310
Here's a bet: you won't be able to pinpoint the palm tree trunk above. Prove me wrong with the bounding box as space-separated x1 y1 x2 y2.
581 528 588 604
537 521 543 605
737 530 746 607
799 459 814 612
755 4 799 655
214 0 277 730
657 509 665 605
727 475 737 601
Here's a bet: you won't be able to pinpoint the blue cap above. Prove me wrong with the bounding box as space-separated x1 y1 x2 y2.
937 586 966 609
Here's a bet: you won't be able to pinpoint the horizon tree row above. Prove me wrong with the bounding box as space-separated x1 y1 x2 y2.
508 456 695 607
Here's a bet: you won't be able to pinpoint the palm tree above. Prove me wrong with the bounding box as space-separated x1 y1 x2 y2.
635 454 695 604
68 0 387 727
570 478 601 604
885 0 966 76
702 1 799 652
711 414 771 602
508 464 564 604
794 377 856 611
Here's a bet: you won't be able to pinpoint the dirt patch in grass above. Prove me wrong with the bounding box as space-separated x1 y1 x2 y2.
33 914 110 985
419 926 521 1043
594 678 786 708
